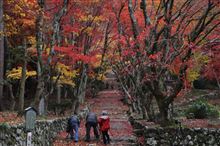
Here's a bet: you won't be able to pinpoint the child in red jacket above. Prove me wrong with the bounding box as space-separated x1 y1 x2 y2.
98 111 110 145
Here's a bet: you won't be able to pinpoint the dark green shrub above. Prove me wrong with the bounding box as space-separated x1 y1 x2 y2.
185 99 219 119
0 122 9 129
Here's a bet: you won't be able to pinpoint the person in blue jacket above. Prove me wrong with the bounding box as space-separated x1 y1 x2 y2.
67 114 80 142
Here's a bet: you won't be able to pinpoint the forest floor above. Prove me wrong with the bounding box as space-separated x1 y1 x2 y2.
53 90 137 146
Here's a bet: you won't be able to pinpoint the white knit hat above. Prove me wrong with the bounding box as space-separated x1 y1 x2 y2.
102 110 108 115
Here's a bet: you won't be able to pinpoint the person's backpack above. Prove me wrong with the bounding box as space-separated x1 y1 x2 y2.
66 118 71 133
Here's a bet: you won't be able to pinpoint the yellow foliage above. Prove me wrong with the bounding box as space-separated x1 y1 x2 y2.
54 63 78 87
91 55 102 68
45 48 50 55
194 52 209 64
80 15 105 23
6 67 36 80
186 51 210 82
4 0 38 37
27 36 36 45
84 27 93 36
80 15 93 22
97 74 106 81
94 16 106 22
187 69 200 82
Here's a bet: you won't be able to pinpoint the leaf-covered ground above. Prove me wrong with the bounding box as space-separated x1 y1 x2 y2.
53 90 136 146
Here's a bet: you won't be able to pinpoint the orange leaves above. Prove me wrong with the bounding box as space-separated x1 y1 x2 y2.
0 112 24 125
148 51 162 61
23 19 35 27
43 0 110 74
118 35 127 46
148 54 158 60
63 24 79 34
169 57 182 74
53 46 97 65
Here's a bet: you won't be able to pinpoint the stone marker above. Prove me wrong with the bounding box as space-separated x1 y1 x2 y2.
25 107 37 132
25 107 37 146
39 97 45 116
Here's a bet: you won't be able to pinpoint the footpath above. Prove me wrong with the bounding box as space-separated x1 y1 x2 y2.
53 90 138 146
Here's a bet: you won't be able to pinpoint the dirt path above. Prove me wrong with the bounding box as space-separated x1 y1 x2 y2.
53 90 137 146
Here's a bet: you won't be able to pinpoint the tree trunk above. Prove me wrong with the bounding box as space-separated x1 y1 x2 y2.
144 96 155 121
141 104 147 119
136 98 142 114
71 88 79 114
77 63 88 104
32 78 44 109
141 0 151 26
6 82 15 111
31 6 44 110
72 70 87 114
0 0 4 111
57 84 61 104
79 74 88 103
213 68 220 89
156 97 170 126
18 40 27 111
64 88 68 98
139 95 148 120
72 98 80 114
128 0 139 39
55 84 61 114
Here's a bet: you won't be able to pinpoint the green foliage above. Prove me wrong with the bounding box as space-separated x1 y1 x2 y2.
0 122 9 130
185 99 219 119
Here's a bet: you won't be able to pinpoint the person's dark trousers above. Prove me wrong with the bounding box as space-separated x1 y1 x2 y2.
102 130 110 144
85 122 99 141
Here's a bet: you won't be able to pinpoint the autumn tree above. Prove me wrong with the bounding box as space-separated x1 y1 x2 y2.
28 0 110 114
203 41 220 88
110 0 220 125
3 0 38 111
202 17 220 88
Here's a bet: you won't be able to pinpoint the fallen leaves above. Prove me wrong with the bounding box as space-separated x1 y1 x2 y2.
0 112 24 125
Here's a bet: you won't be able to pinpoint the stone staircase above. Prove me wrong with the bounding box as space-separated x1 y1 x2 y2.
90 90 139 146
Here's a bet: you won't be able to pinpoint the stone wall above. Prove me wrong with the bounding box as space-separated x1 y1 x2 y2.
130 117 220 146
0 118 67 146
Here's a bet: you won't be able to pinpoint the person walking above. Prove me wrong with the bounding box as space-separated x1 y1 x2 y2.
67 113 80 142
85 112 99 142
98 110 110 145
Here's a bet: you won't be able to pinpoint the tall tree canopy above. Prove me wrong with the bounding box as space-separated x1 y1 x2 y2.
1 0 220 125
108 0 220 124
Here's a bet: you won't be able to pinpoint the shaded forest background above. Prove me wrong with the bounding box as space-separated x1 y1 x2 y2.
0 0 220 126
